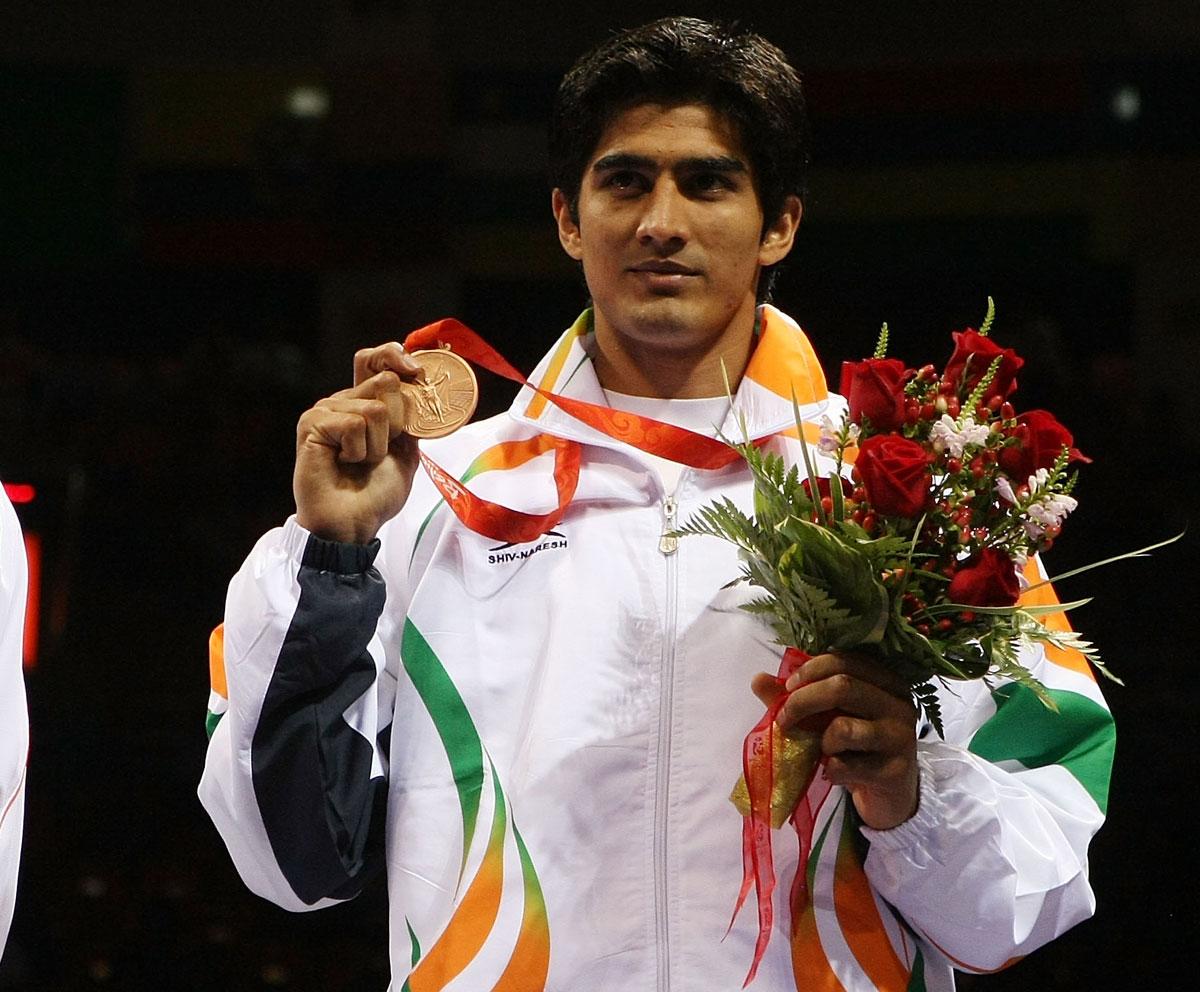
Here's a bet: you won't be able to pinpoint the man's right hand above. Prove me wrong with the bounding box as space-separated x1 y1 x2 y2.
294 342 424 545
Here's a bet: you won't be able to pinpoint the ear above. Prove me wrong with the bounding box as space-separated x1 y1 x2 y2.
758 195 802 266
552 188 584 261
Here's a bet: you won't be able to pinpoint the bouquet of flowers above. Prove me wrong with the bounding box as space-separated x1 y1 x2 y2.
678 300 1175 981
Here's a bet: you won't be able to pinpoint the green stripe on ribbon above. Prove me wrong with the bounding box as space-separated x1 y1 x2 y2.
969 683 1115 814
401 618 484 871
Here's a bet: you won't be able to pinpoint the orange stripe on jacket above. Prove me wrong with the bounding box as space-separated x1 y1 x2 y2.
407 787 507 992
832 820 912 990
791 899 847 991
744 309 829 406
468 435 564 476
921 930 1024 975
524 317 587 420
209 624 227 699
1016 560 1092 679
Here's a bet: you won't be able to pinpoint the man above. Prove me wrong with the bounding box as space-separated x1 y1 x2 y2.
200 18 1113 990
1 482 29 957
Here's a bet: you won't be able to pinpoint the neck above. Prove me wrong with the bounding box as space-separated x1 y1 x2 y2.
591 301 760 399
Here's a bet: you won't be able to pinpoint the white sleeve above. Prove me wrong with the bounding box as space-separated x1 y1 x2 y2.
862 649 1113 972
198 517 400 912
0 488 30 954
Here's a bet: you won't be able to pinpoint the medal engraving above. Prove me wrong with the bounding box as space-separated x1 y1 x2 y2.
402 348 478 438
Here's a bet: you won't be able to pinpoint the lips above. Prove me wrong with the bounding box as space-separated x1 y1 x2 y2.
629 260 700 276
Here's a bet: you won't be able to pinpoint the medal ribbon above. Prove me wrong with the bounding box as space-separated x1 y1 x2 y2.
403 318 760 544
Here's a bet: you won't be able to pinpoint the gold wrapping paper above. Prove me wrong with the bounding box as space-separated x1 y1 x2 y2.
730 725 822 829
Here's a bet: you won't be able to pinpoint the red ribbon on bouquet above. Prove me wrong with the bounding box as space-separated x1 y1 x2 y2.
729 647 834 987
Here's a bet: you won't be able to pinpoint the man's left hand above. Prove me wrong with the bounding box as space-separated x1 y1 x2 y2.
751 652 919 831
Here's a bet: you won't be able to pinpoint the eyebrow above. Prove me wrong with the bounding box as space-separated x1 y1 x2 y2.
591 153 748 175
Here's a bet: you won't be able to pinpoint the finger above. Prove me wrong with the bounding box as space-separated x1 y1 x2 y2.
777 673 912 733
786 651 911 700
297 408 370 464
354 342 422 387
330 371 412 438
313 397 390 463
823 749 889 784
750 671 787 709
823 748 913 787
821 712 910 757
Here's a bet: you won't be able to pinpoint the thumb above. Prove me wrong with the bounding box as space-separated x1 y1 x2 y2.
750 671 788 709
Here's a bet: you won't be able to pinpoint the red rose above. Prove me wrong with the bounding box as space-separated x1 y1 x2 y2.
944 330 1023 400
947 547 1021 607
839 357 907 431
854 435 931 517
998 409 1091 481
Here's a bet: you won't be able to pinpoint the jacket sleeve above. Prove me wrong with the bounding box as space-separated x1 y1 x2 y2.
198 517 401 911
1 489 30 953
861 570 1115 973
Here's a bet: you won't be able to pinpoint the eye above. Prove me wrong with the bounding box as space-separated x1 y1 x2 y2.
601 170 648 195
688 171 735 196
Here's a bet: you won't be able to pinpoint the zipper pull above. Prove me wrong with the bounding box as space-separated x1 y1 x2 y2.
659 495 679 555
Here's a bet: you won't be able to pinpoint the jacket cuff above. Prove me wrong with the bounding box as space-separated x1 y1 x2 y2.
300 533 381 574
858 743 950 858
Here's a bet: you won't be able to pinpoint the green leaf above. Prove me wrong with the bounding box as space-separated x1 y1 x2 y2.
1027 531 1185 591
979 296 996 337
874 322 890 359
792 390 827 528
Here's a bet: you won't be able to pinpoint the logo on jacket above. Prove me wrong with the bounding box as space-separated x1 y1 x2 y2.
487 530 568 564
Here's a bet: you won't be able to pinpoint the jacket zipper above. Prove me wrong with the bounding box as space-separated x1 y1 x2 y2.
656 492 679 991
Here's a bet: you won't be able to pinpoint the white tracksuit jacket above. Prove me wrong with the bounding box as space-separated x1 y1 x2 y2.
1 483 29 956
200 307 1114 991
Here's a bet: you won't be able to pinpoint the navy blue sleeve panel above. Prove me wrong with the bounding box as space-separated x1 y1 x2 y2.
251 535 389 906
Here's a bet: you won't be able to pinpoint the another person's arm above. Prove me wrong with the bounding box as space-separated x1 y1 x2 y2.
0 487 30 952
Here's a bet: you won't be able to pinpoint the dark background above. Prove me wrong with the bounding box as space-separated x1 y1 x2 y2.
1 1 1196 988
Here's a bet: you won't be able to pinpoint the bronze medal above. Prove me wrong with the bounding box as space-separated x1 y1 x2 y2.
401 347 479 438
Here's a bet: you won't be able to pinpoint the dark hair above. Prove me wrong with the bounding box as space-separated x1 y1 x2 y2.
549 17 810 297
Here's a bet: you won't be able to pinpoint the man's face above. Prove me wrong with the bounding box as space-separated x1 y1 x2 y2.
553 101 799 369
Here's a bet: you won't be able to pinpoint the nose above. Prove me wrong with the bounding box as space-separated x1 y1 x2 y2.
636 180 688 251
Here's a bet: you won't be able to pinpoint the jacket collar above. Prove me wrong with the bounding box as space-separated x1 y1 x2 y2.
507 305 834 449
